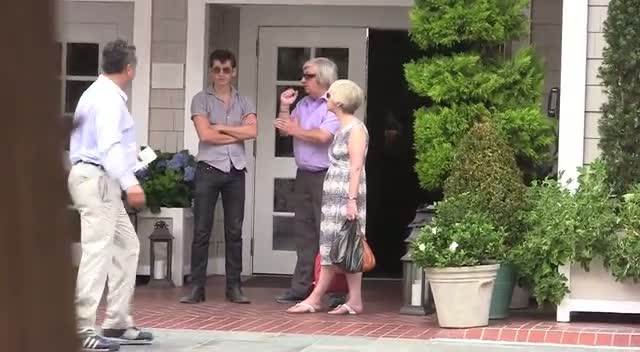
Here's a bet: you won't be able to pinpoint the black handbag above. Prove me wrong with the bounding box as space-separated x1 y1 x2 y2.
329 220 370 273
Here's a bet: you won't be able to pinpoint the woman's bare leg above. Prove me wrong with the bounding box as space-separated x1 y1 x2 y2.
329 272 362 314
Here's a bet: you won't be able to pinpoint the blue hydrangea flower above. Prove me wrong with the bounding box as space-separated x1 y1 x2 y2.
167 158 182 170
155 160 168 170
184 166 196 182
168 152 189 170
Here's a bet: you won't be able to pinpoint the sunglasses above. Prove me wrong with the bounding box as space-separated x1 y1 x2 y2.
212 66 233 74
302 73 317 80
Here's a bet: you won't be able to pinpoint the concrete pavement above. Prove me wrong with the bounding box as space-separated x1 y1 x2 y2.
119 329 638 352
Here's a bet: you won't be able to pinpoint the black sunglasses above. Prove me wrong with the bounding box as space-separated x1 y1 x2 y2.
212 67 233 74
302 73 317 80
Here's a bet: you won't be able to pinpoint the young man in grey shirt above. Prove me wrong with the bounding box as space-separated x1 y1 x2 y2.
180 50 257 304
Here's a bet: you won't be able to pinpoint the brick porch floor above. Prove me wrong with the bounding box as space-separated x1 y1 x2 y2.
99 276 640 348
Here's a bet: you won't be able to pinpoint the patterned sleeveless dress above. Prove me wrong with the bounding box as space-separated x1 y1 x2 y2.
319 120 369 265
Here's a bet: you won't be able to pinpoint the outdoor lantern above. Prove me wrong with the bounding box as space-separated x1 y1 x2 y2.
399 205 435 315
148 220 174 288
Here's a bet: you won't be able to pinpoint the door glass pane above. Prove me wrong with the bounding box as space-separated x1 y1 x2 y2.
275 85 306 157
277 47 311 81
65 80 93 113
66 43 99 76
316 48 349 79
56 42 63 75
273 216 296 251
274 178 296 212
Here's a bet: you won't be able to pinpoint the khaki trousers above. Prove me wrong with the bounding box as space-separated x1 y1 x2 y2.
68 163 139 335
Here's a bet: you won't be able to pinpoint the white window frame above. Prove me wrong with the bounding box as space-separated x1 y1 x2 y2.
58 42 101 118
60 0 152 147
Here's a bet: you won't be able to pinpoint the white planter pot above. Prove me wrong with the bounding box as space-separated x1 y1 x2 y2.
557 260 640 322
425 264 500 328
136 207 193 287
510 283 531 309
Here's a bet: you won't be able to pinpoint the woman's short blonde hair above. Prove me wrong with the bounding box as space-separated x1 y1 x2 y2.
327 79 364 114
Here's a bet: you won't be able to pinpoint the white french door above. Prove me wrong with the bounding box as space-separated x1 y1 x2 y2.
253 27 368 274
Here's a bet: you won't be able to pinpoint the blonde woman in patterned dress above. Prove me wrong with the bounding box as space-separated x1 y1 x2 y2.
287 79 368 315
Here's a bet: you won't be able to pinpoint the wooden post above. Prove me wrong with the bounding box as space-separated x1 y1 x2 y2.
0 1 79 351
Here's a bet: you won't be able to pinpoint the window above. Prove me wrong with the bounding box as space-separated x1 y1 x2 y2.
58 42 100 116
273 46 350 157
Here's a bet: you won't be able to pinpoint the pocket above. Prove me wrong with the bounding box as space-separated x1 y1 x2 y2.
98 175 109 202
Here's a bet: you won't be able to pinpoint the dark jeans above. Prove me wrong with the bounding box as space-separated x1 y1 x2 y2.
289 168 326 297
190 162 245 289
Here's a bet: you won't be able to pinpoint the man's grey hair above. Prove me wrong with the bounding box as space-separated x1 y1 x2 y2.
303 57 338 88
101 39 137 74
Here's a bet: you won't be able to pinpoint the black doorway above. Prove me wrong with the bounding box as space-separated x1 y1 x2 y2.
364 29 436 278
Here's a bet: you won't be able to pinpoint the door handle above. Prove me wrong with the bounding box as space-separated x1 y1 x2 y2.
547 87 560 119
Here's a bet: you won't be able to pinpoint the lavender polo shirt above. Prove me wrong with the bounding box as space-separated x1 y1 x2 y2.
291 96 340 171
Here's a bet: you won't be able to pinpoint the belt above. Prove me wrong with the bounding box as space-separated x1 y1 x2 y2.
74 160 103 170
298 168 328 174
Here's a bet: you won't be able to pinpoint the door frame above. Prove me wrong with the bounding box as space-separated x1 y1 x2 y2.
252 26 368 274
60 0 152 147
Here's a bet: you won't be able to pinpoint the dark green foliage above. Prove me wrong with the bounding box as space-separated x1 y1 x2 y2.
444 121 526 245
406 1 556 191
409 0 529 49
597 0 640 194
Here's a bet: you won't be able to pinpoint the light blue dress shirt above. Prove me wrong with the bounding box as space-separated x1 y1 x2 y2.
69 75 139 190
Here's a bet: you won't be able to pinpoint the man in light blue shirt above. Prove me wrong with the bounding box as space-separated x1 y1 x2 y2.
68 39 152 351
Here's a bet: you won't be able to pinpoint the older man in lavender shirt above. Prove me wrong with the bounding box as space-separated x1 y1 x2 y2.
274 58 341 304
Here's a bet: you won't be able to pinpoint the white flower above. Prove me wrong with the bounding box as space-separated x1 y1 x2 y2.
418 243 426 252
448 241 459 252
431 226 438 235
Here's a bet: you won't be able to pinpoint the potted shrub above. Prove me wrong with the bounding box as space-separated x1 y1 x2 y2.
511 160 619 307
605 184 640 283
411 193 506 328
138 149 197 213
135 149 197 286
444 121 526 319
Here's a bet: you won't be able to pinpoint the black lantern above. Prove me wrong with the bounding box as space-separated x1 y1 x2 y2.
148 220 174 288
399 205 435 315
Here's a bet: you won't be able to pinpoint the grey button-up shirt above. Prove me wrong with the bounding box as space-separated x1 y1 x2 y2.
190 87 256 172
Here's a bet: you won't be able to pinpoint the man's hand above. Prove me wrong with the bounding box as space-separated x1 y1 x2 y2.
126 184 146 209
274 117 300 137
280 88 298 107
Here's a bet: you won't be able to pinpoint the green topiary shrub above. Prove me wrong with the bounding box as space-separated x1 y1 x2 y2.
405 0 556 191
408 0 529 50
597 0 640 195
444 121 527 245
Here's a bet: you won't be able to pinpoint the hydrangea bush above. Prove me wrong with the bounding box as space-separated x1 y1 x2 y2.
137 149 197 213
410 193 506 268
